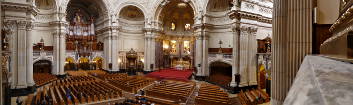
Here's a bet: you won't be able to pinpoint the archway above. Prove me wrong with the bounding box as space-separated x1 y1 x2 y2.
65 0 108 69
208 61 232 87
117 5 145 70
33 60 52 73
155 0 196 69
93 57 104 70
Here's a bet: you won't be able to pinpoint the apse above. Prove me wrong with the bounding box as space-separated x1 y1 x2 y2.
118 5 145 52
66 0 106 23
154 0 196 69
118 6 145 70
159 0 194 35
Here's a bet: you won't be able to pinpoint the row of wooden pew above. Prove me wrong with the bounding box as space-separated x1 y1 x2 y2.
29 76 123 105
87 70 107 76
195 83 231 105
95 73 128 81
145 80 195 104
108 76 155 93
66 70 89 76
207 73 232 87
34 73 58 86
238 89 270 105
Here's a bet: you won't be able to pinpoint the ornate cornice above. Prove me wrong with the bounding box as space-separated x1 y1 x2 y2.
3 20 34 31
96 26 120 35
228 10 272 24
1 2 38 16
242 0 273 9
143 27 163 34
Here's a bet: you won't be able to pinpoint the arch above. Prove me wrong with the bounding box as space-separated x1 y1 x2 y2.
208 61 232 87
115 2 147 20
118 5 145 21
61 0 110 22
35 0 56 10
205 0 232 12
208 59 233 66
153 0 198 22
33 57 53 64
33 60 52 73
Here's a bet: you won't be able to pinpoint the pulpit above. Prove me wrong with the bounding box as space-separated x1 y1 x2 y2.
126 48 138 70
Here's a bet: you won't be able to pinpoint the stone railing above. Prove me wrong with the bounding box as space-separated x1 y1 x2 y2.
208 53 233 63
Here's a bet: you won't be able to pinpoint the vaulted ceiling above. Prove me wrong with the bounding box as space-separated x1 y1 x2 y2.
66 0 105 23
160 0 194 23
207 0 232 12
35 0 55 10
119 6 145 21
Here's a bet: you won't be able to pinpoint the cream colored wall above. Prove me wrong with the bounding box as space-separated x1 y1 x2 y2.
32 29 54 46
317 0 340 24
208 31 233 48
256 27 272 39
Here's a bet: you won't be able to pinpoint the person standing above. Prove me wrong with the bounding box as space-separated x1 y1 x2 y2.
16 96 23 105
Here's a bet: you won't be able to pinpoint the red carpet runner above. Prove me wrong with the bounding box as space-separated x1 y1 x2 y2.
146 69 193 81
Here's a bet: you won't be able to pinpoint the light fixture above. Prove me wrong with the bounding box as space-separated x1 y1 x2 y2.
177 2 187 8
140 58 144 63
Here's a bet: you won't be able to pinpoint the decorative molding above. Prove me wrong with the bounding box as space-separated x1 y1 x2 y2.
1 2 39 16
228 10 272 24
242 0 273 9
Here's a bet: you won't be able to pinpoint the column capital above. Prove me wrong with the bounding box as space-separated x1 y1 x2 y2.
193 24 205 30
96 26 120 35
17 20 28 30
3 20 17 34
26 21 35 31
228 10 241 20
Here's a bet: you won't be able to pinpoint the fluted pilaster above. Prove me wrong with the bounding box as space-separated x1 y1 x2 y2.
26 22 35 86
272 0 312 105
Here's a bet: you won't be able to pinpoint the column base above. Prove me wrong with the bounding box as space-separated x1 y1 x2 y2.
10 86 36 97
57 74 67 79
195 76 207 81
271 98 284 105
230 80 237 87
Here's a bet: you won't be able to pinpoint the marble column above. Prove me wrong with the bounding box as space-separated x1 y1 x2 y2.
194 23 206 76
53 31 60 74
16 21 29 88
228 1 241 87
59 29 66 75
103 31 112 70
26 22 35 86
201 34 209 76
151 37 156 71
248 27 258 86
144 37 150 71
52 13 67 75
111 27 119 71
272 0 313 105
144 28 155 71
195 35 203 76
230 25 240 87
239 27 249 87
